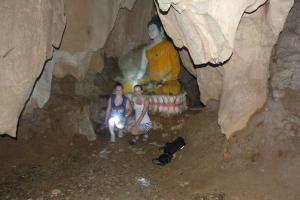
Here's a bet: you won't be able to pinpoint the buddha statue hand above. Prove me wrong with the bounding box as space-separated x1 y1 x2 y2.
145 80 163 89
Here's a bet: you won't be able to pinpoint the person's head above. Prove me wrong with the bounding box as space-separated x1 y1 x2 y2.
147 16 164 40
114 82 123 95
133 84 143 96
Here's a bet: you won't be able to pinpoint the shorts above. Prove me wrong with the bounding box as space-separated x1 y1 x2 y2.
138 122 152 134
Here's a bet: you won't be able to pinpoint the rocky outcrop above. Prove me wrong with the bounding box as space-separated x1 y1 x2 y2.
78 105 97 141
156 0 293 138
27 0 143 127
156 0 293 65
0 0 66 137
28 0 143 114
266 0 300 135
53 0 137 80
105 0 154 58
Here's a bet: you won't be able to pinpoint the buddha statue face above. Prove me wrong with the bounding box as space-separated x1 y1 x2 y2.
147 16 165 43
148 23 161 40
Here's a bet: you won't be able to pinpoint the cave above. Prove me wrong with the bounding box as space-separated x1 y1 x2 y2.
0 0 299 199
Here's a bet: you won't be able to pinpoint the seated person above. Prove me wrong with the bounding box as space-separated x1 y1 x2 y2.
128 85 152 145
142 16 181 95
104 83 132 142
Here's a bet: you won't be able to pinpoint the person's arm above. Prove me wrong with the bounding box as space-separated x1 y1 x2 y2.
135 98 149 126
125 98 133 117
136 47 148 79
104 97 112 127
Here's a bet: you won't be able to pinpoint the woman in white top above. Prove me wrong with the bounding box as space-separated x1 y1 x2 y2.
128 85 152 145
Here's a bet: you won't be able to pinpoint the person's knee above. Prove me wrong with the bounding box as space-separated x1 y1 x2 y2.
132 132 139 136
130 128 138 135
128 126 134 133
133 129 142 136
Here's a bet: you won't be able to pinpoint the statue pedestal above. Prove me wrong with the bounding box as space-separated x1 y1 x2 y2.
127 92 187 115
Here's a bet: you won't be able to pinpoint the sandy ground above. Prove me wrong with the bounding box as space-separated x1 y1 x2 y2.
0 112 192 200
1 105 300 200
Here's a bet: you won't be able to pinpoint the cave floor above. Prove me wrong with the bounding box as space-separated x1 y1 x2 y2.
0 109 299 200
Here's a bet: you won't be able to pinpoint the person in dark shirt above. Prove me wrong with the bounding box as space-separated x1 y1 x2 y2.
104 83 132 142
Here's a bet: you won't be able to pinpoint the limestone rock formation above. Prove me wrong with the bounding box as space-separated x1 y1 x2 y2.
266 0 300 135
28 51 62 111
156 0 293 137
28 0 141 120
78 105 97 141
105 0 154 58
272 2 300 98
53 0 137 80
0 0 66 137
179 49 224 105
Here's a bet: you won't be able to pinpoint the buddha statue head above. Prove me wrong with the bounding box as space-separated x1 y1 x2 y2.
147 16 165 43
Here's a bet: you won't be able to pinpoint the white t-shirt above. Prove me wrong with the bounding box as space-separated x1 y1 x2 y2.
134 102 151 124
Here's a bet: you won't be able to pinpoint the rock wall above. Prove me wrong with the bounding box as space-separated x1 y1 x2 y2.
23 0 151 140
53 0 137 80
105 0 154 57
266 0 300 136
27 0 141 115
156 0 293 138
156 0 292 65
217 8 272 136
0 0 66 137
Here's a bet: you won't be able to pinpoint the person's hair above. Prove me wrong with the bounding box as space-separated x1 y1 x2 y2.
147 15 163 30
133 84 143 91
114 82 123 89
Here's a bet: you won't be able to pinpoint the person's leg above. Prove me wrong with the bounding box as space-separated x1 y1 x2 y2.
108 123 116 142
128 126 142 145
118 129 123 138
139 123 152 141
